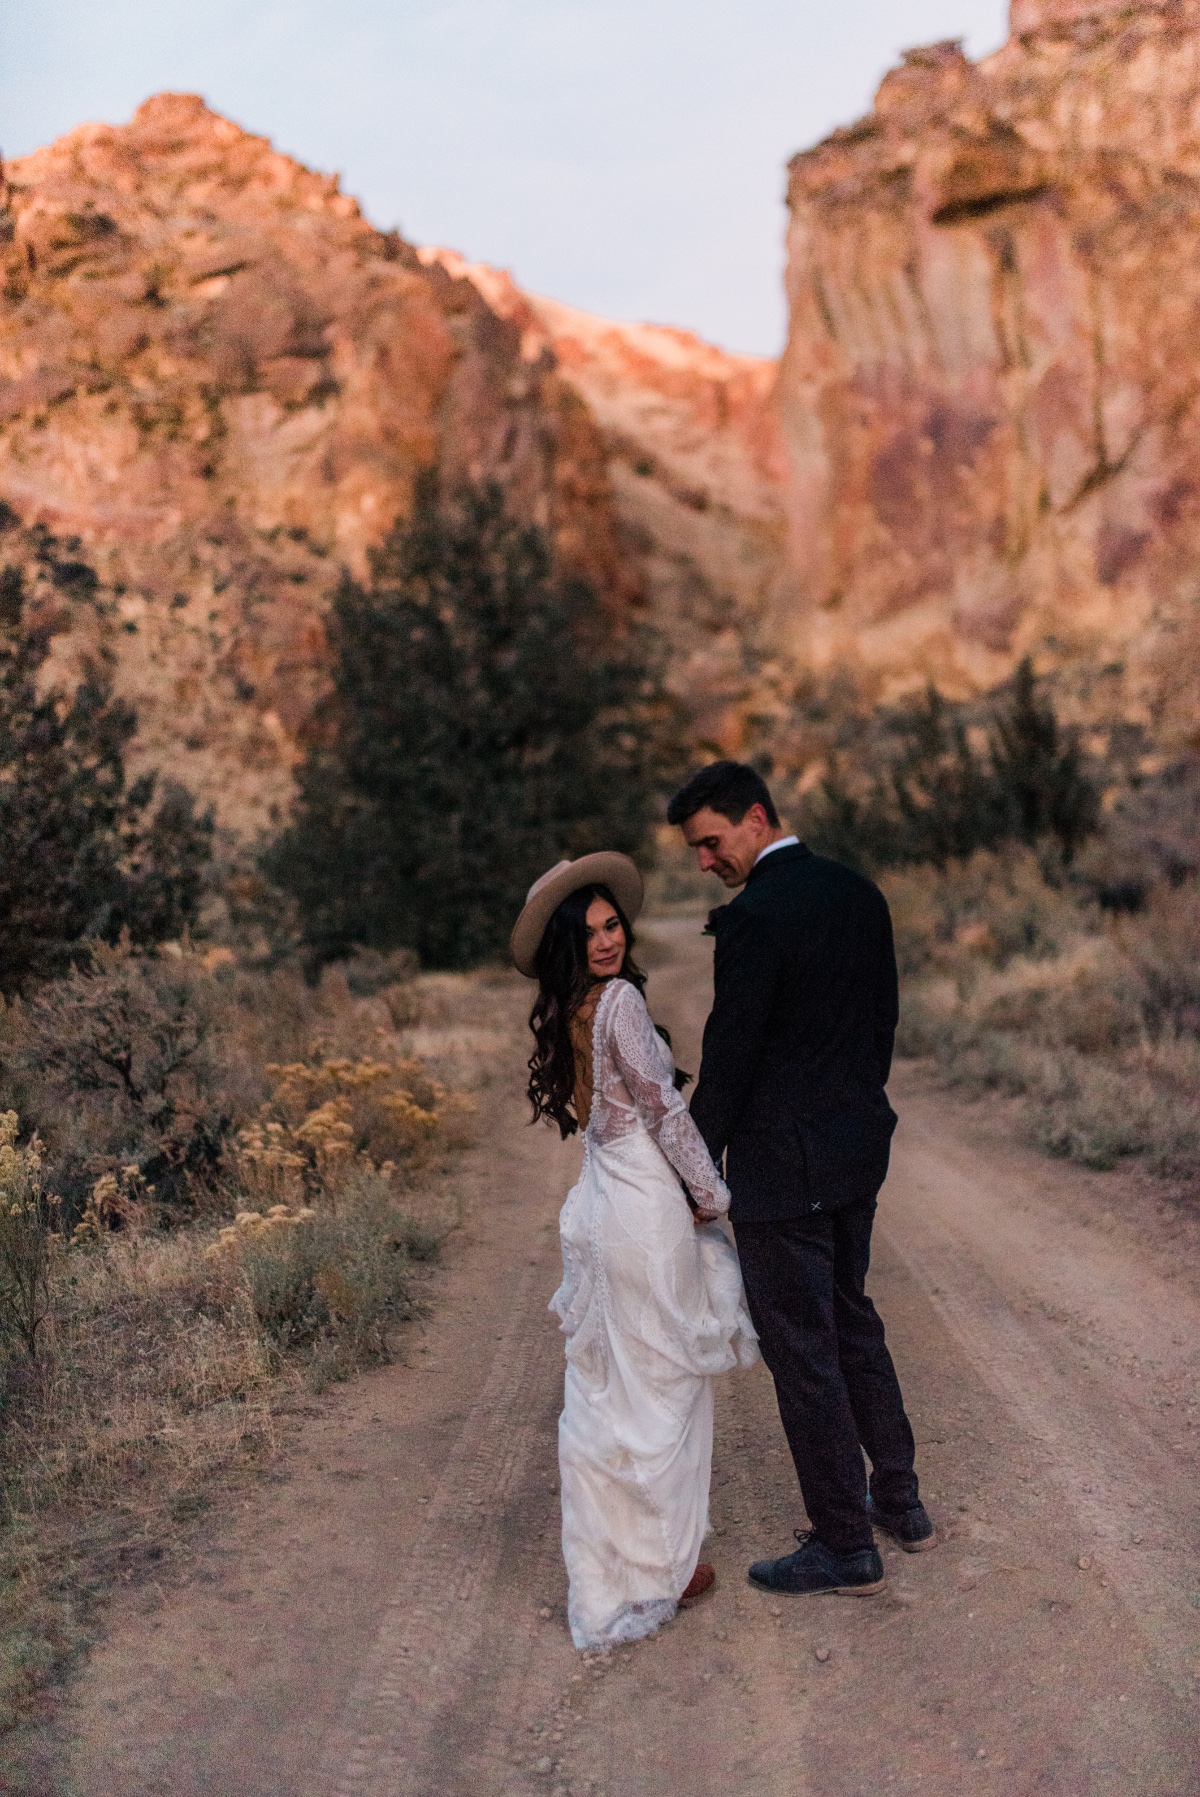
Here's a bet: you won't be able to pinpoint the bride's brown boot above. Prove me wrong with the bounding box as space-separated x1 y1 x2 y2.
679 1563 716 1608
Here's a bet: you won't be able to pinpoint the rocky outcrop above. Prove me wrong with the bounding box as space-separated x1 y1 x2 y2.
777 0 1200 742
18 4 1200 847
0 96 630 835
420 251 793 751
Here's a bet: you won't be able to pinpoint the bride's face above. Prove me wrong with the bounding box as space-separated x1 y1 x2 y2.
585 897 626 980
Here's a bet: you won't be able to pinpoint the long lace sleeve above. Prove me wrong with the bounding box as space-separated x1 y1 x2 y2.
603 982 731 1215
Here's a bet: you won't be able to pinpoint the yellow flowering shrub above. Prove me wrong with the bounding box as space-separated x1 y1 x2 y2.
228 1120 308 1211
263 1050 463 1169
213 1054 458 1364
0 1112 60 1357
204 1203 318 1261
71 1166 155 1246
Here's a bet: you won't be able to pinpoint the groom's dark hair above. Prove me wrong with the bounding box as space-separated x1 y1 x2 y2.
666 760 780 829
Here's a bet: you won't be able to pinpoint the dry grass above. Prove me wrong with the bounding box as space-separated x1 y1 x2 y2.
886 850 1200 1180
0 954 484 1748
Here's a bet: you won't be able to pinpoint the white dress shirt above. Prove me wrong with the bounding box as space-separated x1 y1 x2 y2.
753 834 799 868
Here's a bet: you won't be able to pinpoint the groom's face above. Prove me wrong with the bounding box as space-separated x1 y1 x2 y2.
682 803 771 888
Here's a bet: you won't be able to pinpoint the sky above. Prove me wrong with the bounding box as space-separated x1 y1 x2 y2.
1 1 1010 355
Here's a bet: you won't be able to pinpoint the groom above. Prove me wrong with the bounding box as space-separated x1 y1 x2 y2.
668 761 935 1596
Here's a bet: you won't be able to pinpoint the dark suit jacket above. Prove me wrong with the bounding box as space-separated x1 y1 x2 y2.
689 843 899 1224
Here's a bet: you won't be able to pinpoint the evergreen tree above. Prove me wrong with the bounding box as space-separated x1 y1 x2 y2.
0 565 214 991
803 662 1098 872
888 685 1008 867
989 658 1099 863
269 482 683 969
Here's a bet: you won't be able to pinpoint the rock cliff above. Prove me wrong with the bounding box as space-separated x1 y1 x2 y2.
777 0 1200 742
419 251 793 751
0 95 630 835
13 3 1200 850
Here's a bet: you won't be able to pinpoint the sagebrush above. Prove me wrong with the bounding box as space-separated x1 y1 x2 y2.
886 849 1200 1179
0 952 478 1740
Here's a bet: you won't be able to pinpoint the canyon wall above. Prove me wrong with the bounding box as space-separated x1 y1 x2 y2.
12 0 1200 855
777 0 1200 741
420 251 793 751
0 95 631 836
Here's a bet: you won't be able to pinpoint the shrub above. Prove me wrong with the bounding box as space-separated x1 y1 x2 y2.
208 1166 431 1375
888 853 1200 1182
1078 750 1200 906
882 847 1090 978
0 926 471 1225
202 1024 462 1374
0 541 213 990
1024 1042 1200 1176
262 1048 466 1169
803 661 1099 873
0 953 483 1743
1115 881 1200 1036
0 1114 58 1360
0 939 239 1216
268 479 684 969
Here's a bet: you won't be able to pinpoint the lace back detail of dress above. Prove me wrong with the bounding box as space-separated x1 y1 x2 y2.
588 979 730 1216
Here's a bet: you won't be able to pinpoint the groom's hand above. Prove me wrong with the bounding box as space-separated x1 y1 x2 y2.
680 1178 719 1225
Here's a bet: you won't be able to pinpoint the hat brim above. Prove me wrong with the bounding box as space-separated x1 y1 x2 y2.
510 853 645 978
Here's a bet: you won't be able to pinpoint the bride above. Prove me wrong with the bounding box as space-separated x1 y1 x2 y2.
511 853 757 1650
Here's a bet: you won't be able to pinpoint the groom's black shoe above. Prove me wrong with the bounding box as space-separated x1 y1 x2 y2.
866 1494 938 1553
748 1531 885 1596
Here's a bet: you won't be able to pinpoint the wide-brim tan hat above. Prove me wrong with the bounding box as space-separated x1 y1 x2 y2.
510 853 644 978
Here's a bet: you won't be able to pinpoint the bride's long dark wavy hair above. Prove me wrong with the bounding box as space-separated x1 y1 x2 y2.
527 883 685 1140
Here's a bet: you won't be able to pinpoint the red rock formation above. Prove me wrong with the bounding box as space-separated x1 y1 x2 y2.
0 96 630 834
777 0 1200 742
420 250 793 751
527 297 795 752
19 7 1199 849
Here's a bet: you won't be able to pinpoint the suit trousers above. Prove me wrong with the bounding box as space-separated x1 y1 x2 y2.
735 1199 919 1554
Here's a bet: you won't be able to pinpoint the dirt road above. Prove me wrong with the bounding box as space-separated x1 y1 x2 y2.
52 919 1198 1796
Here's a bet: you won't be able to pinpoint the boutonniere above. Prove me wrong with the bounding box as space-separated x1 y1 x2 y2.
702 905 729 937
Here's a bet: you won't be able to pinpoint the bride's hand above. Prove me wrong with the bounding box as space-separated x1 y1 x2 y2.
693 1207 719 1225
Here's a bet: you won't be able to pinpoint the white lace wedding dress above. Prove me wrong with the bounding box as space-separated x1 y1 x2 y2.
549 977 758 1650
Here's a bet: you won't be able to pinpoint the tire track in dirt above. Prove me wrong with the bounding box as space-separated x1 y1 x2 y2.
317 1250 560 1796
879 1105 1200 1706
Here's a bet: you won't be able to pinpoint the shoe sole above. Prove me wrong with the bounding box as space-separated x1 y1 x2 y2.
873 1524 938 1554
747 1574 886 1596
